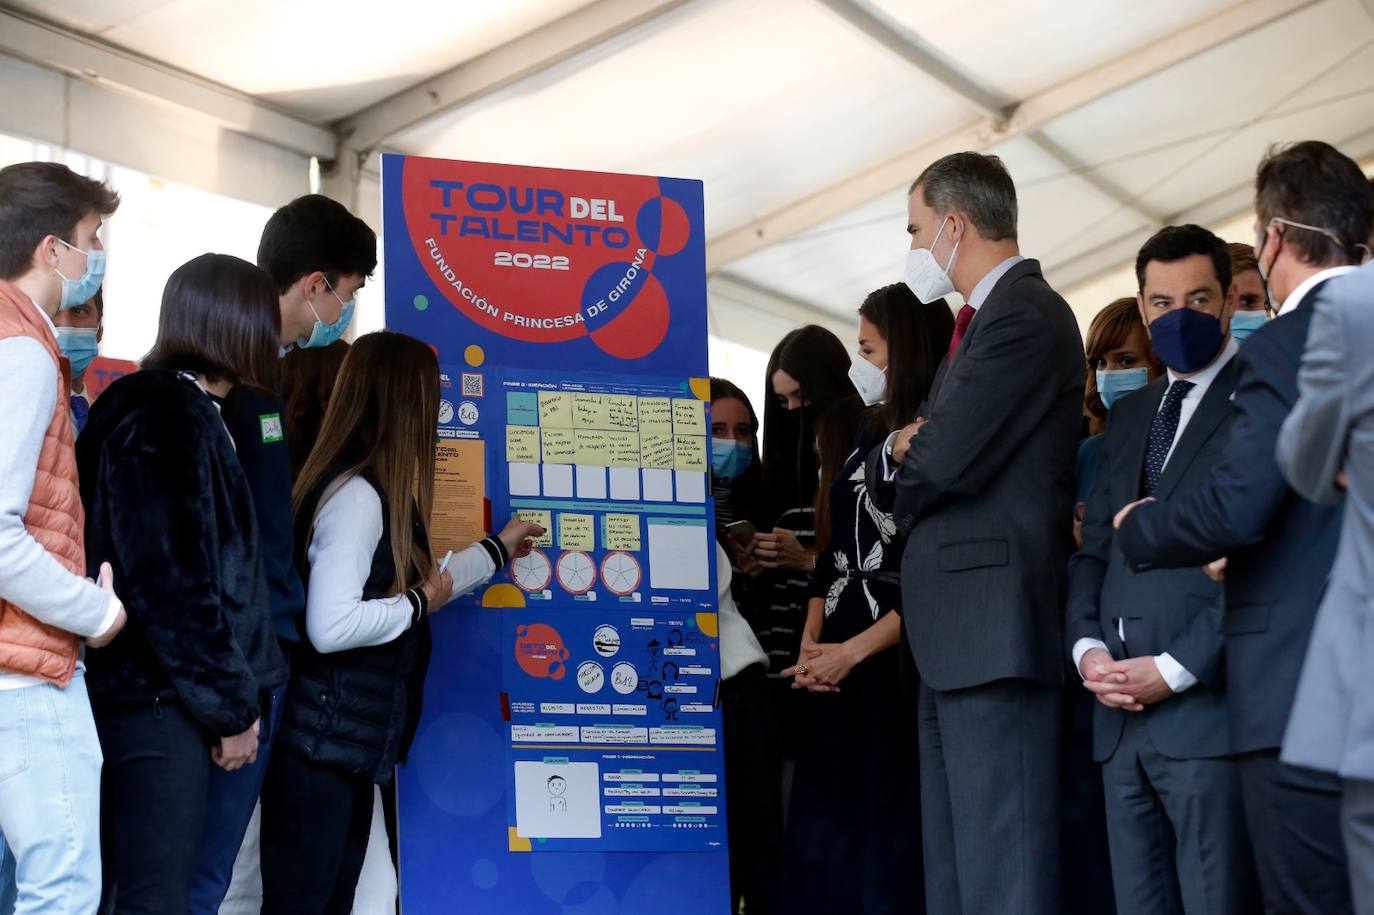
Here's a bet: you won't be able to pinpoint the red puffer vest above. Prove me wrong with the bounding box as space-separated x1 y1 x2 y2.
0 279 83 685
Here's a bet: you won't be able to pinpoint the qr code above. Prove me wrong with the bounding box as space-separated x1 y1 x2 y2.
461 373 484 397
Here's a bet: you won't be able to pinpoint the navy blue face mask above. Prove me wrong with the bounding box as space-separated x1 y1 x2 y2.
1148 307 1224 374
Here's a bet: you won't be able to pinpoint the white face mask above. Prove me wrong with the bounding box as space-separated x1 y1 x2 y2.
903 215 959 303
848 353 887 406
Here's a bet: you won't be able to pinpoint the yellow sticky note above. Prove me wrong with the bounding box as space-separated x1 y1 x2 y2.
518 509 553 548
558 513 595 551
640 433 675 469
574 429 612 467
604 514 641 551
675 434 708 471
638 397 672 434
605 395 639 431
506 426 540 464
606 431 641 468
672 399 706 436
573 393 610 430
542 428 577 463
538 391 574 428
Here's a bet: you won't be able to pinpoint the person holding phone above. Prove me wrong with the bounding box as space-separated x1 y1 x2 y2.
259 331 541 914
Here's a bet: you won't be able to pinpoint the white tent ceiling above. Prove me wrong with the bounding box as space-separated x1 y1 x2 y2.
1 0 1371 346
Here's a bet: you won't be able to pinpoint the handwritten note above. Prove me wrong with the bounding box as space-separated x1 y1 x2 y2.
638 397 673 434
574 429 612 467
672 399 707 436
506 426 541 464
558 513 596 551
538 391 574 429
606 431 641 468
604 514 641 551
542 428 577 464
640 433 675 470
674 435 708 472
573 393 610 430
605 395 639 431
518 509 554 547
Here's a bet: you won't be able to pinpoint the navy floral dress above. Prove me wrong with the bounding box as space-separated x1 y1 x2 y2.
778 432 923 914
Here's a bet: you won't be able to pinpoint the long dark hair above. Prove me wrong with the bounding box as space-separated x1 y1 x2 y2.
143 253 281 391
294 332 439 593
761 325 857 521
812 394 865 553
709 376 767 533
857 283 954 431
280 340 350 479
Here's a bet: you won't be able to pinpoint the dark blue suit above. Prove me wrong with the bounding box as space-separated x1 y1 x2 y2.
1116 288 1351 914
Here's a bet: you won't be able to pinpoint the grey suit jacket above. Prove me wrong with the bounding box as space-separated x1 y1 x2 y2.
1276 263 1374 779
867 258 1084 690
1067 363 1237 762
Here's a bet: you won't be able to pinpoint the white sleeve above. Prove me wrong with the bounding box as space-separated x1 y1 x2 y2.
441 541 497 606
0 337 118 638
1071 637 1110 681
881 430 900 481
1154 652 1197 694
305 476 414 653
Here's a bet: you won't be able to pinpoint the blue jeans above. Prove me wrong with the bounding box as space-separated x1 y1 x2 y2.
186 680 287 915
0 671 103 915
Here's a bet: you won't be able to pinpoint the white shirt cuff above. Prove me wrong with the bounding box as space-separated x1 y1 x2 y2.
882 430 900 481
1072 637 1109 681
1154 653 1196 693
91 595 123 639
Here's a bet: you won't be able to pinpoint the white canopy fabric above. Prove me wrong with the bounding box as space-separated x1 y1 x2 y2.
2 0 1372 346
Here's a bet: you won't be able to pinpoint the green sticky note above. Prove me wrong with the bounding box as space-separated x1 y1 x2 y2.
260 413 284 444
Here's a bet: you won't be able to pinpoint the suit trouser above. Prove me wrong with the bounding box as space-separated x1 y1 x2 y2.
1342 778 1374 915
1236 750 1352 914
919 676 1062 915
1101 712 1257 915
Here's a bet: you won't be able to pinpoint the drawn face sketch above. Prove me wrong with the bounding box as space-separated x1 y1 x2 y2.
663 662 679 681
548 775 567 797
669 629 684 648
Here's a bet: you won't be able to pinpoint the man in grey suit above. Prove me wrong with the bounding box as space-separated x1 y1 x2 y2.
866 151 1083 914
1068 224 1258 914
1277 256 1374 914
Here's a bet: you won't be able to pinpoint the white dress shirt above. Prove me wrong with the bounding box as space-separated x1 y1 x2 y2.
1072 336 1240 694
1277 265 1358 317
716 543 768 680
0 293 122 690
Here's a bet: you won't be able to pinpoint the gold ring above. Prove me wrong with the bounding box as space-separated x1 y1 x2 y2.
794 665 808 676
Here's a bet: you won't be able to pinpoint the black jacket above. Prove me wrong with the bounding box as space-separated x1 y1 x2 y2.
279 467 432 785
76 369 287 738
1117 289 1344 754
1068 358 1238 762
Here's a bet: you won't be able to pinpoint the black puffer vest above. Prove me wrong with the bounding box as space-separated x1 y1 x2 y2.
279 466 433 785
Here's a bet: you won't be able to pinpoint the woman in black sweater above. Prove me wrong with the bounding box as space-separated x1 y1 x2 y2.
76 253 287 913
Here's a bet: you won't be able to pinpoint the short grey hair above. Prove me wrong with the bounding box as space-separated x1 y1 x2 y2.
910 152 1018 242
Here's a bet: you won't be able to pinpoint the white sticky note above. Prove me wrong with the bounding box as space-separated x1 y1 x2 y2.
543 464 574 499
642 468 674 503
509 463 540 496
648 521 710 590
609 466 640 501
674 471 706 504
514 761 602 839
576 465 608 500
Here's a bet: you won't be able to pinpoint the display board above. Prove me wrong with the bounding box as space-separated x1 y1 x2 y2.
384 154 729 914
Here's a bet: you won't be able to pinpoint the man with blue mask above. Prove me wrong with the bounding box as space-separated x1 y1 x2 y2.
52 288 102 433
1226 241 1269 344
187 193 377 915
1068 224 1256 913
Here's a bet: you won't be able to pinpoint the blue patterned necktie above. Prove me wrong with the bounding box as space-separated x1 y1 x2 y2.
1142 380 1194 496
70 393 90 435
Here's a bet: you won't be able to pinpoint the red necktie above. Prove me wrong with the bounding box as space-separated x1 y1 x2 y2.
948 304 976 362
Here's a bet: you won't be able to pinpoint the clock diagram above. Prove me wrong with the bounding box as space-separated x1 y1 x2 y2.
555 551 596 594
600 551 642 596
510 549 552 593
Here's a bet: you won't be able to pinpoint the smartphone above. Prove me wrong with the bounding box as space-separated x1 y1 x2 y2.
724 520 758 545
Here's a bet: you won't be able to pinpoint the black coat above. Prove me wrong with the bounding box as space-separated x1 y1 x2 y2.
76 369 286 738
279 468 432 785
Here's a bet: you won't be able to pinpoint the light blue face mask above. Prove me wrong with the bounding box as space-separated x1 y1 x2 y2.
297 279 355 349
56 326 99 377
55 238 106 311
1096 367 1150 411
1229 310 1268 343
710 437 752 480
